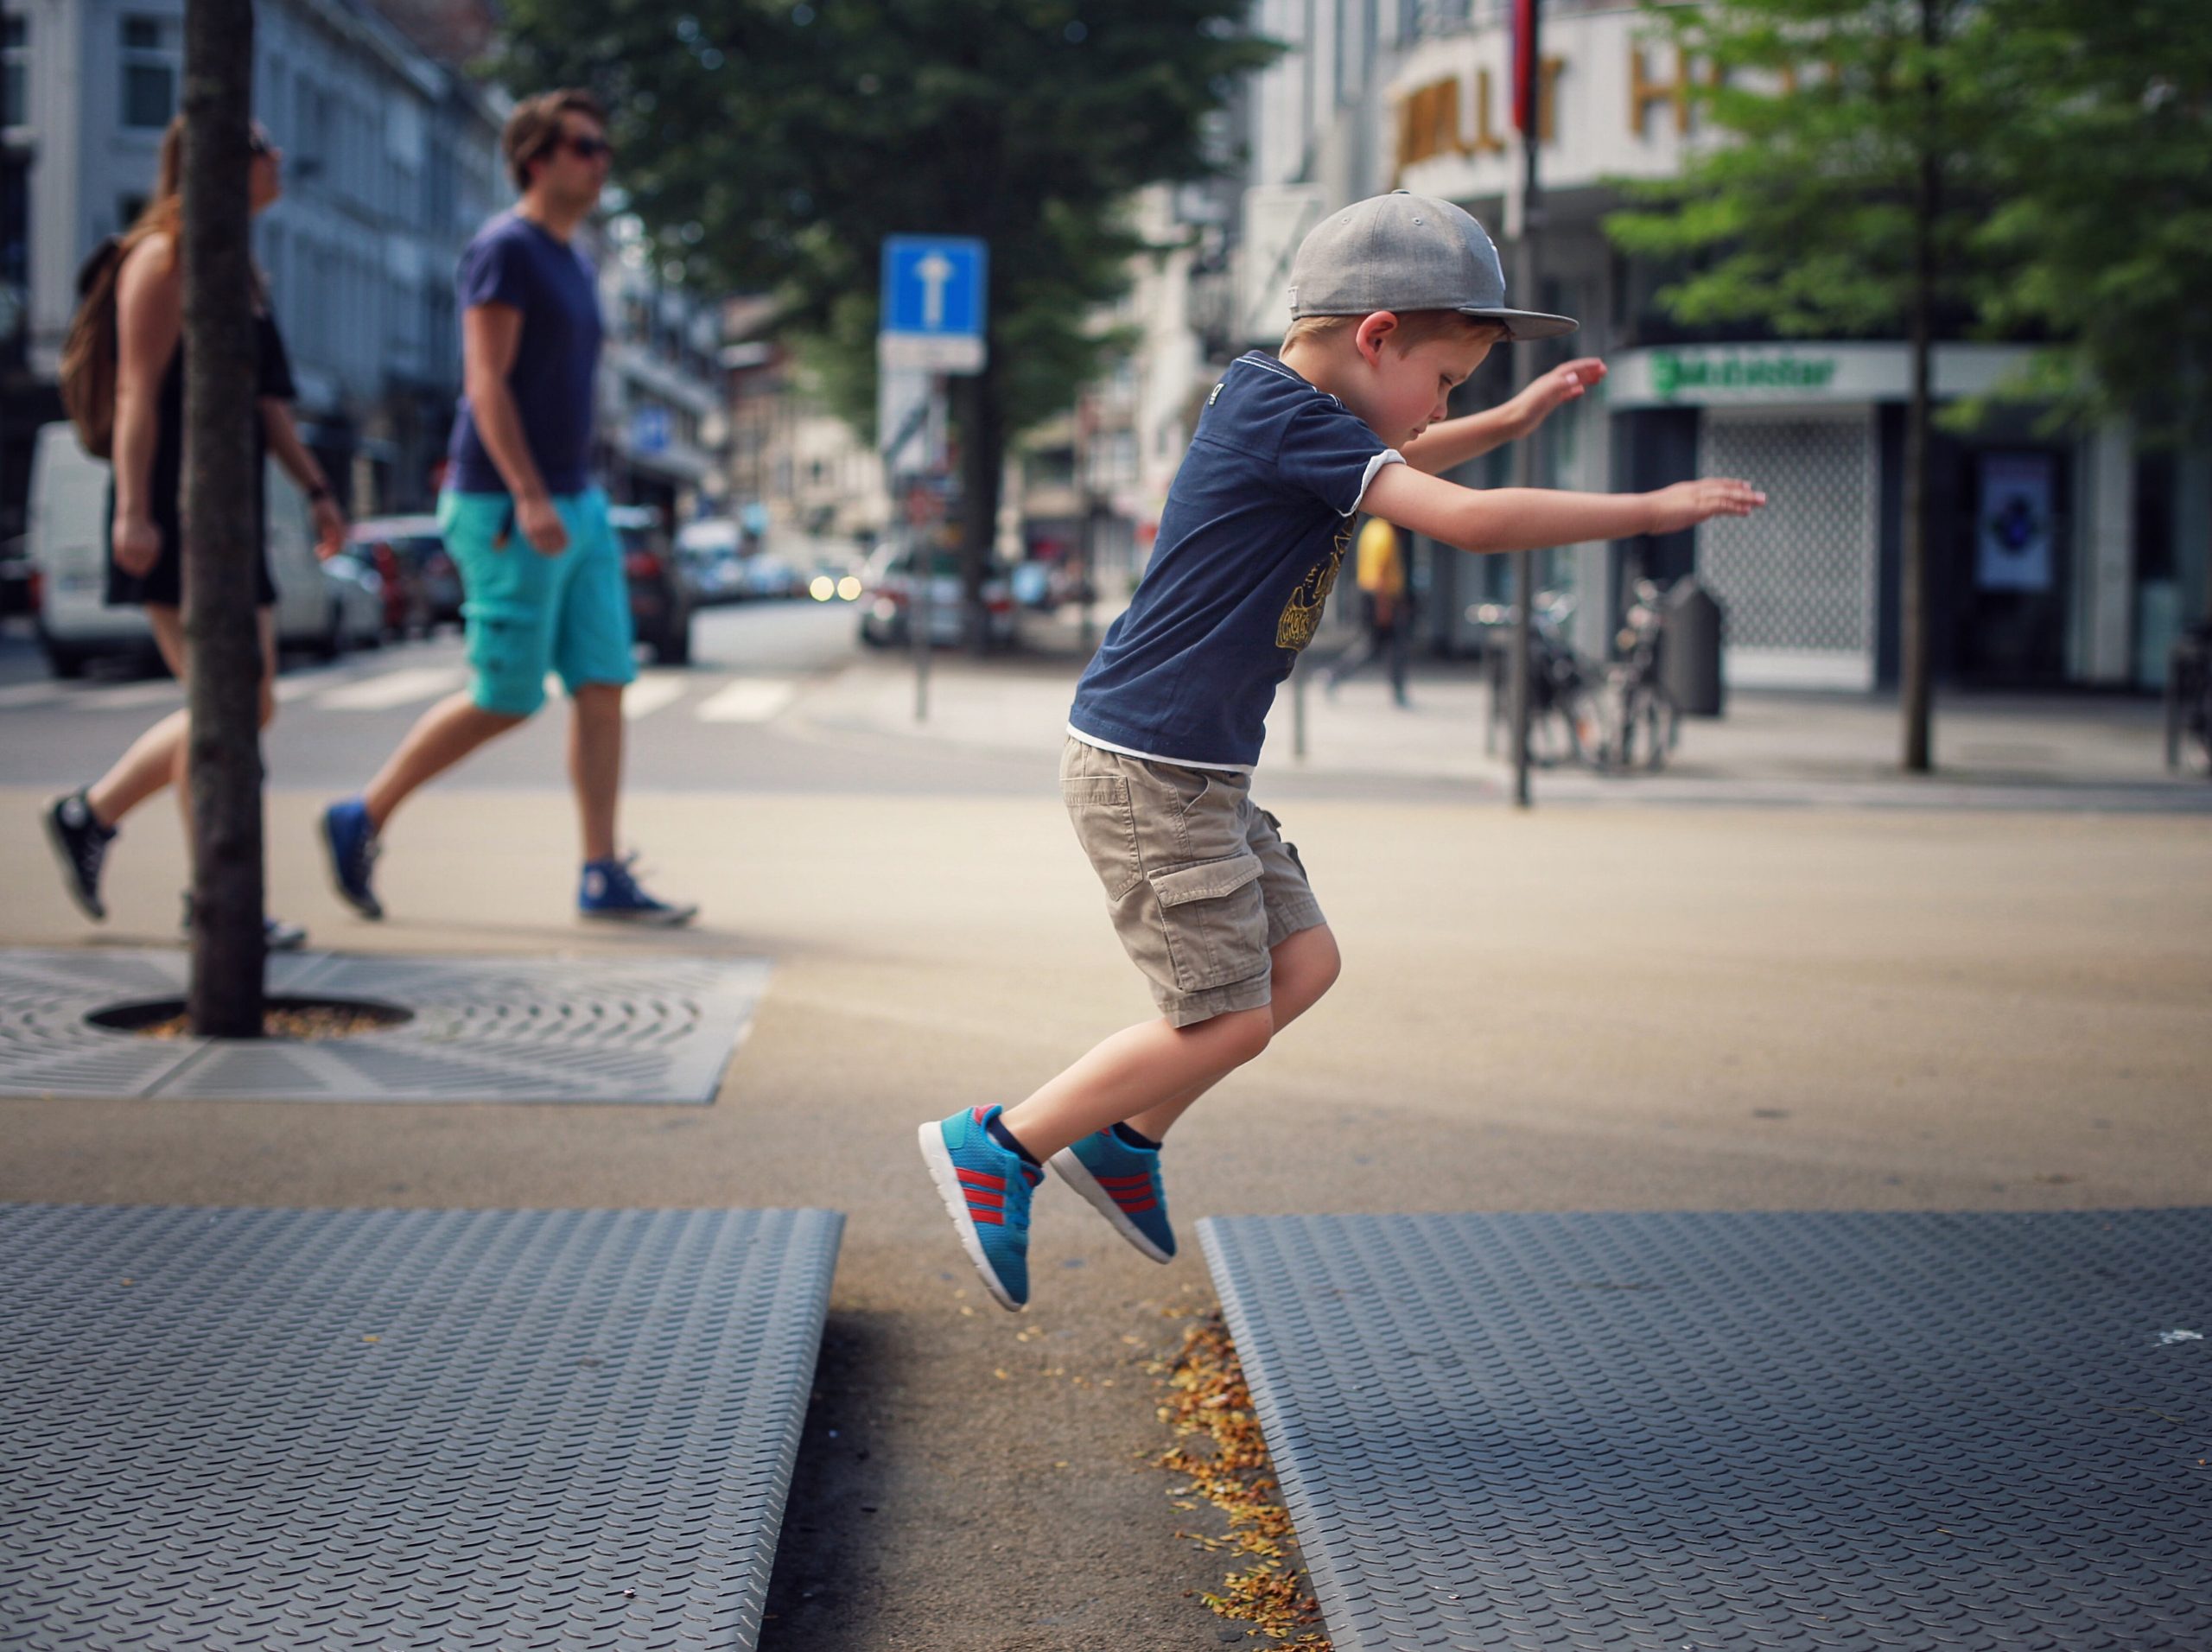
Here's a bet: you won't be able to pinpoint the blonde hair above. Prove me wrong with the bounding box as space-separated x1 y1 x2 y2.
1281 310 1507 353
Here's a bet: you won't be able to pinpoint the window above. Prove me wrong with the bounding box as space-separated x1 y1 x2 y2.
120 15 178 129
116 194 148 235
3 15 27 128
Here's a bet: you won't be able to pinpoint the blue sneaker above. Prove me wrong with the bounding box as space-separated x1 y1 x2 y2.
580 854 698 927
321 798 383 919
1050 1128 1176 1263
917 1104 1044 1312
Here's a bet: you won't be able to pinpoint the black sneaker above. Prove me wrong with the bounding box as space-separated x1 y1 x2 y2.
44 791 116 922
179 893 308 952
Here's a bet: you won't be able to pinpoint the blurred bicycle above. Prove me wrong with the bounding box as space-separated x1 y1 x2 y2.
1474 581 1683 774
2165 621 2212 778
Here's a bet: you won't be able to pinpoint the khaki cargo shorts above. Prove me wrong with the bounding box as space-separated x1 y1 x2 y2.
1061 737 1325 1027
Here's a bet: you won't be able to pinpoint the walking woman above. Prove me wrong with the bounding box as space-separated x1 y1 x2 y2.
43 116 344 945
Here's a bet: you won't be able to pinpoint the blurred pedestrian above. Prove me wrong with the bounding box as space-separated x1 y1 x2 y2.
318 90 695 926
1324 514 1412 705
44 118 343 946
918 193 1762 1311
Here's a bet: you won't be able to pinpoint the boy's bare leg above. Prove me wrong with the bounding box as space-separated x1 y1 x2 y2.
568 682 623 863
1125 923 1341 1143
360 691 525 833
997 1007 1274 1166
1000 924 1343 1163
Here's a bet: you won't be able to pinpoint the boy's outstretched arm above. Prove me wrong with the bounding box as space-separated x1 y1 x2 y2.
1363 462 1765 556
1400 359 1606 474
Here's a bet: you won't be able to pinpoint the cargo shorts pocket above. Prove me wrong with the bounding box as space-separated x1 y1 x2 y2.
1064 775 1142 899
1149 851 1268 993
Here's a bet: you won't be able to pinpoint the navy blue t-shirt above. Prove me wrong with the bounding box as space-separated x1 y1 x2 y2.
445 213 602 496
1067 353 1402 767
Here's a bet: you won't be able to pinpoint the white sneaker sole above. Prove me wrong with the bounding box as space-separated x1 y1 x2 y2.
580 905 699 928
1047 1147 1173 1264
916 1121 1025 1312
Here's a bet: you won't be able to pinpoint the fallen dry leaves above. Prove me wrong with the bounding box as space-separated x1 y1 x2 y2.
1148 1312 1330 1648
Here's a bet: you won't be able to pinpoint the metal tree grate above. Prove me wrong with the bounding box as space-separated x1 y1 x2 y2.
0 950 771 1102
1201 1208 2212 1651
0 1201 844 1651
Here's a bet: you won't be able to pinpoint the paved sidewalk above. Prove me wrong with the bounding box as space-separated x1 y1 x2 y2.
804 623 2209 810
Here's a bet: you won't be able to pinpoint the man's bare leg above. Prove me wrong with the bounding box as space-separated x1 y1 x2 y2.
360 691 525 834
568 681 623 863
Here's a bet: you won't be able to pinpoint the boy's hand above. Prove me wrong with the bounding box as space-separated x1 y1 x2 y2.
1644 479 1767 535
1513 358 1606 433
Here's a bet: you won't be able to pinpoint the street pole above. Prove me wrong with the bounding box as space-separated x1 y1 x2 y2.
180 0 265 1034
1509 0 1543 810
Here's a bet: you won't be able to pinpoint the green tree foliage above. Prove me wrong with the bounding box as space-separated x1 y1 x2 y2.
1601 0 1993 772
1969 0 2212 446
497 0 1273 606
1602 0 1994 338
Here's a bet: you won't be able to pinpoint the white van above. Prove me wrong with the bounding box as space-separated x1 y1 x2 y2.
29 420 381 677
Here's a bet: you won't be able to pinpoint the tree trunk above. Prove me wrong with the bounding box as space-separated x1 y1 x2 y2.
181 0 266 1035
1899 0 1940 775
954 360 1003 654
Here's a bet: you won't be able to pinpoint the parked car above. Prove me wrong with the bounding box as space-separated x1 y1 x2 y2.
676 518 747 605
28 422 380 676
348 514 460 638
740 552 804 601
607 503 694 664
856 543 1019 650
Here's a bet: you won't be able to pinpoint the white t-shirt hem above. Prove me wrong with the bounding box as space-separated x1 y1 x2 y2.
1350 449 1406 514
1065 723 1255 773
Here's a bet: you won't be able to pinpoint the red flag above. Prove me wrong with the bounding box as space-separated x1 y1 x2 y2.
1511 0 1540 136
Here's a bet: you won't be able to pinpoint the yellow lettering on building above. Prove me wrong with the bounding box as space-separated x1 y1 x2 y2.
1394 59 1567 177
1629 46 1718 138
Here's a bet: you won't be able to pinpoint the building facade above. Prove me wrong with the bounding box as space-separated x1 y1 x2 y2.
1130 0 2208 693
1 0 506 527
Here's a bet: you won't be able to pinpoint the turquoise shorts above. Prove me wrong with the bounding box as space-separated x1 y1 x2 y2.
439 486 637 717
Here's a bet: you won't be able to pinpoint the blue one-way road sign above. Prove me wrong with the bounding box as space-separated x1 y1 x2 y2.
880 236 988 373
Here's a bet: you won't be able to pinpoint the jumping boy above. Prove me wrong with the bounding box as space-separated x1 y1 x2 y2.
917 193 1765 1309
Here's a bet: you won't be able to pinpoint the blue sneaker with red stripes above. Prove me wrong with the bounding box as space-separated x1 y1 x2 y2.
917 1104 1044 1312
1049 1127 1175 1263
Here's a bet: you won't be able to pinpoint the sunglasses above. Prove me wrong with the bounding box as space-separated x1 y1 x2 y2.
562 135 613 162
248 131 271 156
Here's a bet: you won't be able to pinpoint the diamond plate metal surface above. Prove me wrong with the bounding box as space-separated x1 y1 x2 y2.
0 1201 843 1650
1200 1209 2212 1651
0 950 771 1102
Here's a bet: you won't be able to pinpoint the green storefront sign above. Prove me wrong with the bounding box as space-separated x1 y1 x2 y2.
1649 350 1840 401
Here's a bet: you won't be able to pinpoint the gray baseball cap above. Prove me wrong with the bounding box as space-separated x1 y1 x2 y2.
1287 191 1578 341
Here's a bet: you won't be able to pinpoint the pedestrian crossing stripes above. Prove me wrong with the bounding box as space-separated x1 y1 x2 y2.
0 664 809 724
696 680 798 723
620 673 691 721
315 666 468 711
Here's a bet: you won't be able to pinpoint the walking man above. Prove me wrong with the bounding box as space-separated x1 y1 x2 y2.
321 90 694 925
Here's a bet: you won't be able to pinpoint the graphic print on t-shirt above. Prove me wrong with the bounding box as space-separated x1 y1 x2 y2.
1276 523 1352 651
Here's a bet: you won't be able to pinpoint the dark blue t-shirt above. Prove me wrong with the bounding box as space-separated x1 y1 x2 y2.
445 213 602 496
1067 353 1401 767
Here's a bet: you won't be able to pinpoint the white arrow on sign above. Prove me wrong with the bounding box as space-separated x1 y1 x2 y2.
915 251 955 329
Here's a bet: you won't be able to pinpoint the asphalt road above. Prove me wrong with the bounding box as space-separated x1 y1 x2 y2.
0 599 1074 801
